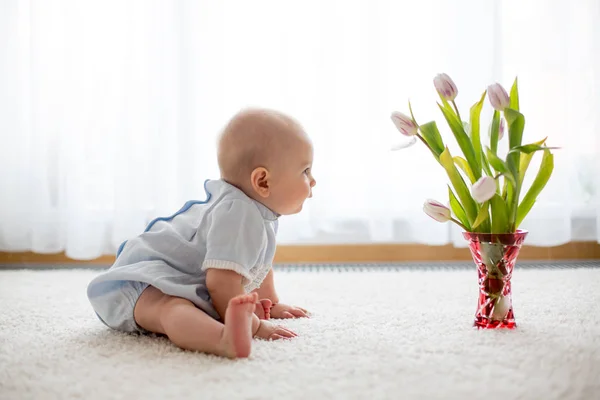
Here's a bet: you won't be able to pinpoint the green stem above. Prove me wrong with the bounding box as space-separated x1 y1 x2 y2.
450 217 468 231
511 187 521 232
408 100 418 125
493 173 502 193
452 100 462 125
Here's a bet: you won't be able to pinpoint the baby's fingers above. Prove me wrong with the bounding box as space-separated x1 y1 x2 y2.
269 334 286 341
275 326 297 338
290 308 309 318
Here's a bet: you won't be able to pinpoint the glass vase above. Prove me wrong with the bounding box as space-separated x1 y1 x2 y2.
462 230 528 329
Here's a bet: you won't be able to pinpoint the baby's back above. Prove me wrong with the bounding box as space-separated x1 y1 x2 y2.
114 200 213 275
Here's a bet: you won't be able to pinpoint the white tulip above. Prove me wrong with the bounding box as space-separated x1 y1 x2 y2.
423 199 451 222
471 176 496 203
434 73 458 101
487 83 510 111
390 112 418 136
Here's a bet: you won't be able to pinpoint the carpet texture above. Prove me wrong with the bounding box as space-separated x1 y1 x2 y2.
1 267 599 400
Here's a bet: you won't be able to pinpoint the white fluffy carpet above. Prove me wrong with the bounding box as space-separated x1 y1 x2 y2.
1 267 599 400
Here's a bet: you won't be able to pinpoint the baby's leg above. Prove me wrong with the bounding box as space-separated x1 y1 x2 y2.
133 286 257 358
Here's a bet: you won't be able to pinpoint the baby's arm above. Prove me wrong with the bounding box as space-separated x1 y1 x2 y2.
253 269 279 304
206 268 295 339
206 269 261 334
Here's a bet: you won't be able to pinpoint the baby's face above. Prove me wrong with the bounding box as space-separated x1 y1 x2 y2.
268 137 316 215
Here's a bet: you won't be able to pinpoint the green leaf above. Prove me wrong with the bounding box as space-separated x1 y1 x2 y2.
419 121 445 157
438 103 481 180
504 108 525 148
472 201 490 230
508 143 559 155
438 93 452 111
463 121 471 136
505 178 516 223
439 147 478 223
490 194 509 233
470 91 487 172
519 137 548 184
480 149 493 177
486 147 508 174
489 111 500 154
501 177 509 199
516 150 554 227
485 147 516 188
509 77 519 112
502 173 516 189
448 186 470 230
504 108 525 191
453 156 476 183
506 157 519 185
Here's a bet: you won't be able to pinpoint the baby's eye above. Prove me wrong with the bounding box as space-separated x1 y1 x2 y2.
304 168 311 175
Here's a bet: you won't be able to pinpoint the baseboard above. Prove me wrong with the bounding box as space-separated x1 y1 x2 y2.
1 242 599 266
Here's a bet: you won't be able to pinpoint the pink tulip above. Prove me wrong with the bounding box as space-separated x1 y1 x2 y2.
487 83 510 111
390 112 418 136
423 199 451 222
433 73 458 101
471 176 496 203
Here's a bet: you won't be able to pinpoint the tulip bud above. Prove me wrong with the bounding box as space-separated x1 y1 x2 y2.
423 199 451 222
488 117 506 140
498 118 505 140
390 112 418 136
471 176 497 203
433 73 458 101
487 83 510 111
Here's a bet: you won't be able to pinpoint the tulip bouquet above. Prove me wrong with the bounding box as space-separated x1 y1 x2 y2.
391 74 556 235
391 74 558 329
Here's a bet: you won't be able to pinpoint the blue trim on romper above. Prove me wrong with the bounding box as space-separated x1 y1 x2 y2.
116 180 212 258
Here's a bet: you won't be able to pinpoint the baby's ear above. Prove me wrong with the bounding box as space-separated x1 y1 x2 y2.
250 167 270 198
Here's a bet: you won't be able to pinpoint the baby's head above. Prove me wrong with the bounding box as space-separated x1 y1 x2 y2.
217 108 316 215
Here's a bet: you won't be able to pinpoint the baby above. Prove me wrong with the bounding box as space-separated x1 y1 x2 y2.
87 108 316 358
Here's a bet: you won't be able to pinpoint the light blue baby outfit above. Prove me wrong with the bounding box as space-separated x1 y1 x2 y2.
87 179 279 333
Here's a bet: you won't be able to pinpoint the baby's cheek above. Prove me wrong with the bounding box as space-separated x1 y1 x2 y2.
307 181 313 195
302 185 310 198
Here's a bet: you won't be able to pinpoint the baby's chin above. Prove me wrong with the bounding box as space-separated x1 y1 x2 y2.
279 202 304 216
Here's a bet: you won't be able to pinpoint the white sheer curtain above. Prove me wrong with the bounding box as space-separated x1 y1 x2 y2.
1 0 598 260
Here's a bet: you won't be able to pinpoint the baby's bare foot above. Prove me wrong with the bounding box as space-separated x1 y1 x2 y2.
254 298 272 320
221 292 258 359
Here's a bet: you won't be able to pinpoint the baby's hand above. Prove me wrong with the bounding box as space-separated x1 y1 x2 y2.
254 299 272 320
254 320 297 340
270 303 309 319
